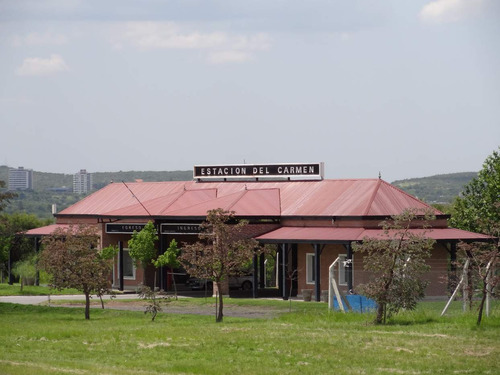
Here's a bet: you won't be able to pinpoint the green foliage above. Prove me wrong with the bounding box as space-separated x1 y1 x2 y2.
450 148 500 235
392 172 477 204
0 179 17 212
99 245 119 260
353 208 436 324
11 254 37 290
128 221 158 267
154 239 180 269
0 212 51 277
1 190 83 219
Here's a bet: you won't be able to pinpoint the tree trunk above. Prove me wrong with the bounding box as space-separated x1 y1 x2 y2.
376 303 385 324
171 267 178 300
85 292 90 320
477 284 487 326
215 282 224 323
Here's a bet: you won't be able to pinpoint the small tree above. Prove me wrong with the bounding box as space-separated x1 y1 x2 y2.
40 225 116 320
155 239 180 299
180 209 259 322
450 149 499 325
12 254 37 291
128 221 158 286
353 209 436 324
450 147 500 234
457 240 499 325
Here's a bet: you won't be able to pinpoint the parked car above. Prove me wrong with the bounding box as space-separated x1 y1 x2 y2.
187 276 253 291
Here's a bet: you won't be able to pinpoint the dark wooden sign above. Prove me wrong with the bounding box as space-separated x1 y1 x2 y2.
161 223 202 235
105 223 146 234
193 163 324 180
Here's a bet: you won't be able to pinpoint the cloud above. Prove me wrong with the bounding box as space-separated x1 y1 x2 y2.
207 51 253 64
11 31 68 46
419 0 485 23
15 54 69 76
110 22 271 63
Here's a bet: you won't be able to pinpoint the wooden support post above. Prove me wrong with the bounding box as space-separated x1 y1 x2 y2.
35 237 41 286
314 244 321 302
252 252 258 298
281 243 289 300
291 244 298 297
449 242 457 295
259 253 265 289
346 242 353 293
118 241 124 291
8 244 13 285
159 232 166 291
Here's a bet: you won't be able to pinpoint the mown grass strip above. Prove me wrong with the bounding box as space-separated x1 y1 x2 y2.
0 300 499 375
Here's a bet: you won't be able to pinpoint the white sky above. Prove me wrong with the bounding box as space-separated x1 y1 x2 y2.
1 0 499 182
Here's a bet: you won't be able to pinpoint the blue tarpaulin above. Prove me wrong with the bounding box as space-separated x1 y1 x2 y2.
332 294 377 313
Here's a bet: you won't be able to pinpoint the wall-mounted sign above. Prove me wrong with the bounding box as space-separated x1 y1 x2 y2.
161 223 202 235
105 223 146 234
193 163 324 180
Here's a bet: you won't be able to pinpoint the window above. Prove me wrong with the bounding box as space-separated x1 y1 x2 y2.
120 249 136 280
306 253 315 284
338 254 353 286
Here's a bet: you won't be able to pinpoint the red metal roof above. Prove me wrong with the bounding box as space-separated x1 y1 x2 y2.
360 228 494 241
256 227 495 243
57 179 440 219
24 224 72 236
256 227 365 243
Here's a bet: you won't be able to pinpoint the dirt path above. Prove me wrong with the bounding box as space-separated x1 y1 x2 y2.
58 299 289 319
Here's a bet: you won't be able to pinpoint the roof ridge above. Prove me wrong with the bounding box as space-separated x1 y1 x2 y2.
158 189 189 215
363 179 382 216
226 190 249 211
381 180 443 214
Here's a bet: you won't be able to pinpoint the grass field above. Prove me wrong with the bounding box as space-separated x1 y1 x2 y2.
0 283 81 296
0 296 499 375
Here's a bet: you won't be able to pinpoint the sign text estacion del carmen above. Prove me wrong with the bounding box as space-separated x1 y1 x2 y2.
193 163 324 180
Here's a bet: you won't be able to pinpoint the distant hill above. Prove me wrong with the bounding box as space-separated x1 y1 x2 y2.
391 172 477 204
0 166 192 219
0 166 477 218
0 166 192 191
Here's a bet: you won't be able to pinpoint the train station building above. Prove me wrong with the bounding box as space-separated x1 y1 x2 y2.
25 163 493 300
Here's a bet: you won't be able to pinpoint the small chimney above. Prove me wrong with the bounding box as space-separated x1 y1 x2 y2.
52 204 57 215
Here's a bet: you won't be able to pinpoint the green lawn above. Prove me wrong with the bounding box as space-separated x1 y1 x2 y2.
0 283 81 296
0 298 499 375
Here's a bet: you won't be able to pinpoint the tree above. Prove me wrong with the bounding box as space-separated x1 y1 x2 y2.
154 239 181 299
0 212 51 283
12 254 37 291
0 180 16 213
457 240 499 325
40 225 116 320
180 209 259 322
128 221 158 285
353 209 436 324
450 147 500 234
450 148 499 325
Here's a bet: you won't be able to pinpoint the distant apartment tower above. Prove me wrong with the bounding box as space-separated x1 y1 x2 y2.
8 167 33 190
73 169 93 194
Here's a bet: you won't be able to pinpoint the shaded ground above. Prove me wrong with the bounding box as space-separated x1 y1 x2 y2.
0 291 300 319
101 299 289 319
